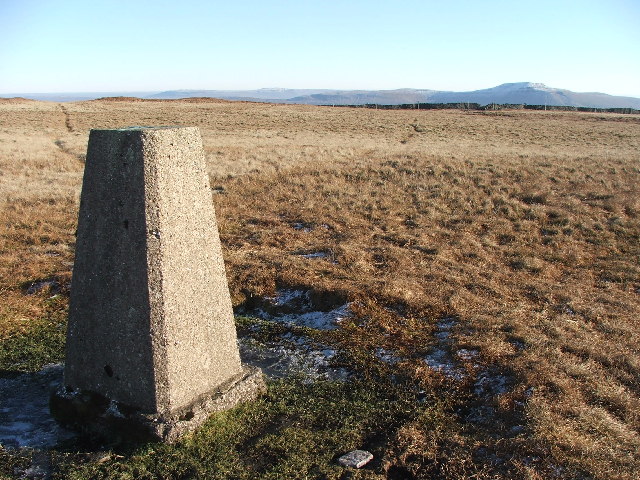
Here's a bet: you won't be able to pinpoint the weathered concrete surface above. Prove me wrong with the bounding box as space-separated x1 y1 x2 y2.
51 365 264 442
56 126 263 440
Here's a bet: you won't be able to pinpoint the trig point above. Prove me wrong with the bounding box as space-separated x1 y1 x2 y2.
51 127 264 442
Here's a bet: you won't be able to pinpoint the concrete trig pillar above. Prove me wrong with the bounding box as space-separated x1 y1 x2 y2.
51 127 264 441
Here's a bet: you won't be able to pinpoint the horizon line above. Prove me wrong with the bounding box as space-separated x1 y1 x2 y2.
1 82 639 99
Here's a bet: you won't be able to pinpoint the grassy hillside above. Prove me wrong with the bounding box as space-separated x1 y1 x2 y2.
1 98 638 479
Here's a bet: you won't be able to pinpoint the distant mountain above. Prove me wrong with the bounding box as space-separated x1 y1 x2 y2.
286 89 436 105
146 88 336 101
424 83 640 109
149 88 433 104
151 83 640 108
3 84 638 108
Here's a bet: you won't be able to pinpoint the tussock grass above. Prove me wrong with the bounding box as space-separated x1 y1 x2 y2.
0 99 638 478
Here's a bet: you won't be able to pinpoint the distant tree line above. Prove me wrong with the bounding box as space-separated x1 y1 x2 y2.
327 103 639 114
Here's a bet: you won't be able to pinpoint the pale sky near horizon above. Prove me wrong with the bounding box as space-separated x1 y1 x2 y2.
1 0 639 97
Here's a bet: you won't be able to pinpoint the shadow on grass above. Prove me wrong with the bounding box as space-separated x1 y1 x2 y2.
59 378 434 480
0 295 567 479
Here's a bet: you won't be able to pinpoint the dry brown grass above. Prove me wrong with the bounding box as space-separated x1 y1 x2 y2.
1 99 638 478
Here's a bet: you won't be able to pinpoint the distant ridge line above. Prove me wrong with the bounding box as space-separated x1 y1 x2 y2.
3 83 640 108
326 103 640 115
148 83 640 109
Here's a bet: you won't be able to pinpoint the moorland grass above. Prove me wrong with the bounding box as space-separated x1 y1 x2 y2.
0 99 638 479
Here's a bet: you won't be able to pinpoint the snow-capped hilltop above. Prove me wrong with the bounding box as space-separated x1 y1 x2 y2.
454 82 548 96
526 82 549 89
492 82 548 90
425 83 640 108
498 82 550 90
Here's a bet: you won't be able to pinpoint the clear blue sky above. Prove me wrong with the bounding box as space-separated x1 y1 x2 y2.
1 0 639 96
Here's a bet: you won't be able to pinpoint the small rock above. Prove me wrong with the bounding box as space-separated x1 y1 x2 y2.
26 279 59 295
293 222 312 232
456 348 479 360
338 450 373 468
